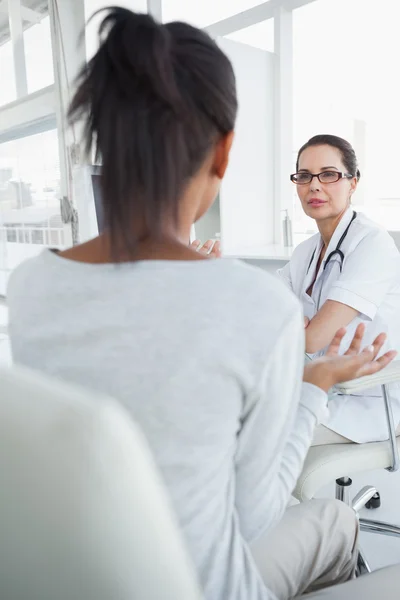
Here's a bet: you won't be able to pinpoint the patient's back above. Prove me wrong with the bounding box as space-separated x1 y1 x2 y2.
7 250 299 600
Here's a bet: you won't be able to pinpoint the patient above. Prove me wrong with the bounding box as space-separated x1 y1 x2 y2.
6 7 400 600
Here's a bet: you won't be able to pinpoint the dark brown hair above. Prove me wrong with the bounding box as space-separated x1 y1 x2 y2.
68 7 237 255
296 134 361 181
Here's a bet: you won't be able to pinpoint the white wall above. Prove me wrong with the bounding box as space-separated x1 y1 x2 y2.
218 38 275 254
243 258 287 275
194 195 221 242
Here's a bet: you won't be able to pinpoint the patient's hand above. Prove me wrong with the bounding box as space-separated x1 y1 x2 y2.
304 317 310 328
190 239 222 258
303 323 397 393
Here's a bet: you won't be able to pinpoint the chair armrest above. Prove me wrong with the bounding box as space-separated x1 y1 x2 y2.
334 361 400 473
334 361 400 394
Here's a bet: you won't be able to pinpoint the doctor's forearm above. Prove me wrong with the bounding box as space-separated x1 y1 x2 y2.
305 325 329 354
305 316 335 353
305 300 360 354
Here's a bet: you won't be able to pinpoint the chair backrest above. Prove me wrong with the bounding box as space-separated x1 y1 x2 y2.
0 366 202 600
388 230 400 251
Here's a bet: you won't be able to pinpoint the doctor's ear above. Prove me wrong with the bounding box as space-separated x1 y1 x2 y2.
349 177 358 197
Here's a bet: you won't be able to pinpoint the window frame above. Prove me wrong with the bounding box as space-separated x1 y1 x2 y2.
194 0 318 246
0 0 86 255
0 0 319 253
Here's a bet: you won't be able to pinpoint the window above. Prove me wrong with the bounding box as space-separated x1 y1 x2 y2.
0 129 63 295
24 15 54 94
162 0 269 28
226 18 274 53
0 4 53 105
293 0 400 240
0 303 10 365
0 41 16 108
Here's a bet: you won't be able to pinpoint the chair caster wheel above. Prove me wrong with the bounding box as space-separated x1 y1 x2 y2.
366 492 381 509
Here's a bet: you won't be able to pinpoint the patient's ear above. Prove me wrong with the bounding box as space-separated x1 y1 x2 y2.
213 131 234 179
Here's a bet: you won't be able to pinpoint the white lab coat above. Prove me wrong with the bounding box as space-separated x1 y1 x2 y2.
278 207 400 443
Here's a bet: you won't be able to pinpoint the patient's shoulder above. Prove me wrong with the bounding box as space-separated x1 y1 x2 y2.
216 258 300 318
7 251 55 299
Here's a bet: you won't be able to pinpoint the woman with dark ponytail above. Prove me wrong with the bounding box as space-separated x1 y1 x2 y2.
7 8 399 600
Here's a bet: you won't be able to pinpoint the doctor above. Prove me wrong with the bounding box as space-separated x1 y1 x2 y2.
279 134 400 445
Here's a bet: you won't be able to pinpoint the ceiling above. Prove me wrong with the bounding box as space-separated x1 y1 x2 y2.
0 0 48 46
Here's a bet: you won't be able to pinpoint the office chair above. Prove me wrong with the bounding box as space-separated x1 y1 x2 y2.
294 361 400 574
0 365 202 600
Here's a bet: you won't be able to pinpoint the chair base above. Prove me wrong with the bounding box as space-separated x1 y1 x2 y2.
335 478 400 539
365 492 381 509
335 477 400 567
360 518 400 538
357 547 372 575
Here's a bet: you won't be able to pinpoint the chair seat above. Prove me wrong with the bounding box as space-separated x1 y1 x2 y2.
334 360 400 394
294 437 400 502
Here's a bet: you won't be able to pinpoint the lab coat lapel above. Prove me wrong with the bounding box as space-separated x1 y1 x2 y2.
302 238 322 292
310 208 355 309
322 207 354 270
302 208 354 306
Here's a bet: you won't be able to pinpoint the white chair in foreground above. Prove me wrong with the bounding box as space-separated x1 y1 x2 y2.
0 366 202 600
294 361 400 573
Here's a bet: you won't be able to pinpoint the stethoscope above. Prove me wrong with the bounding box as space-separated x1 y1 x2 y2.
306 211 357 275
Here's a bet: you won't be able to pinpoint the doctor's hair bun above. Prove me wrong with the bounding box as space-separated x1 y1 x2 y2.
296 134 361 182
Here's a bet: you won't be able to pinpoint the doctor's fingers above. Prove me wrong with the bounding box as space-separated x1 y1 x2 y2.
191 239 214 252
209 240 221 257
191 239 221 257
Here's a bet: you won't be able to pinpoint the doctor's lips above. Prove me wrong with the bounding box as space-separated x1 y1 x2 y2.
308 198 327 207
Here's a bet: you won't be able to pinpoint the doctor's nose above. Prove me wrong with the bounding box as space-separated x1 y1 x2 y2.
310 178 321 193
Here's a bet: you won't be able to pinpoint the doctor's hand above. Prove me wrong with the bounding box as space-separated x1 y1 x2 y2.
303 324 397 394
190 239 222 258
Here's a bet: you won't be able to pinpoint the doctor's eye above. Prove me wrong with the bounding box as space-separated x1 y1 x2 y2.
319 171 341 183
291 173 312 184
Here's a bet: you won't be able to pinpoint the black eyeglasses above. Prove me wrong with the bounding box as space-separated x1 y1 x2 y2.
290 171 353 185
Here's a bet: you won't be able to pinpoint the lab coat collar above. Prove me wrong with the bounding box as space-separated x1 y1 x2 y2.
302 207 354 298
304 236 324 295
321 207 354 269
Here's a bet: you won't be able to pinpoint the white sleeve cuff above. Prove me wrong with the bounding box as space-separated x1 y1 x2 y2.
327 285 377 321
300 382 329 425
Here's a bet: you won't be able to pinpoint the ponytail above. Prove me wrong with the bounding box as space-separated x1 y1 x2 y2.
69 7 237 257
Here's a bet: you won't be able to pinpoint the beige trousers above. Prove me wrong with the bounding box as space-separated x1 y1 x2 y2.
250 499 400 598
250 499 358 599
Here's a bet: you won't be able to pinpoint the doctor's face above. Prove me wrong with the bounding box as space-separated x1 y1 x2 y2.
296 145 358 222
